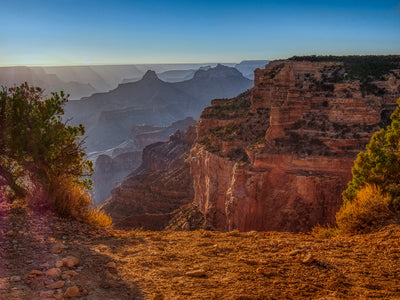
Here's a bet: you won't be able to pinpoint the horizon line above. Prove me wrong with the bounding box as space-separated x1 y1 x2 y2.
0 61 267 68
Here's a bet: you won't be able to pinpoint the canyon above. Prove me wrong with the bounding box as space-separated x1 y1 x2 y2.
92 117 196 205
190 57 400 232
101 127 199 230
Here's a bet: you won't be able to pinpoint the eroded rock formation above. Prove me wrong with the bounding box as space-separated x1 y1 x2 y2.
101 127 196 230
92 117 196 205
190 58 400 232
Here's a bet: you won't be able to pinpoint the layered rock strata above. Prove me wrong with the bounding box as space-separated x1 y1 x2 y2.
101 128 196 230
92 117 196 205
190 59 400 232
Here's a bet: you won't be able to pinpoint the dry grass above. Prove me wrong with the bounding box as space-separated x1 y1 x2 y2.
50 176 92 218
310 224 338 239
49 176 112 228
84 207 113 228
336 184 394 234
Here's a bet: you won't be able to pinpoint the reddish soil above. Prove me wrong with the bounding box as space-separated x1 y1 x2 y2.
1 201 400 299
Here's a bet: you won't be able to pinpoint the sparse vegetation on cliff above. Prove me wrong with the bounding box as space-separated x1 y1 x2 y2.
201 90 251 120
198 90 269 162
290 55 400 96
290 55 400 81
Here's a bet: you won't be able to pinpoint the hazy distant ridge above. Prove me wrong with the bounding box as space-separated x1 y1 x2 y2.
64 64 253 152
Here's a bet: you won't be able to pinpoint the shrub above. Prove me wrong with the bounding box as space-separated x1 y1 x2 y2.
336 185 394 234
84 208 113 228
49 175 112 228
50 176 92 219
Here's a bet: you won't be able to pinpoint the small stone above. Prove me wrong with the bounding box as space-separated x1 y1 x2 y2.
52 243 63 254
106 262 116 269
47 280 65 289
30 270 43 276
63 270 79 277
45 268 62 279
62 256 79 268
302 253 314 265
55 261 63 268
10 276 21 282
185 269 206 277
64 286 80 298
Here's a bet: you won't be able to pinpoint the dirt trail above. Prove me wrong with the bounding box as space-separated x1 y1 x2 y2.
1 202 400 299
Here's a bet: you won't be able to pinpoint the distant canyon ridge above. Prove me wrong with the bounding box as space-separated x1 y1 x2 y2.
0 60 267 100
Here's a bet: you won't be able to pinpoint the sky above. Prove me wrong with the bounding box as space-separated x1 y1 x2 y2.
0 0 399 66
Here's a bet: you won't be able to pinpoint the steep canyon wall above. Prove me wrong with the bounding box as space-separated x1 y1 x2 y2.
190 59 400 232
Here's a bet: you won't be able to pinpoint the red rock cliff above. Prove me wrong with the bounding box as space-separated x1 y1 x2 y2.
190 59 400 232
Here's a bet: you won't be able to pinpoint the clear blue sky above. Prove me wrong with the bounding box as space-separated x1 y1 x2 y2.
1 0 399 66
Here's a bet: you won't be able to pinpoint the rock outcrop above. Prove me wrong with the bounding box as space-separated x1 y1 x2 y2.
101 127 196 230
190 57 400 232
92 117 196 205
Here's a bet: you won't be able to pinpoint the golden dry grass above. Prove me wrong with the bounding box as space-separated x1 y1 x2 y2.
336 184 394 234
84 207 113 228
48 176 112 228
50 176 92 218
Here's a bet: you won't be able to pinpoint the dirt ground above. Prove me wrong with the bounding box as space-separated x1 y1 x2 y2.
1 201 400 299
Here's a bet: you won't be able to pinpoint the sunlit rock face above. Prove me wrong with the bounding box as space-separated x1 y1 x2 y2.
190 59 400 232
